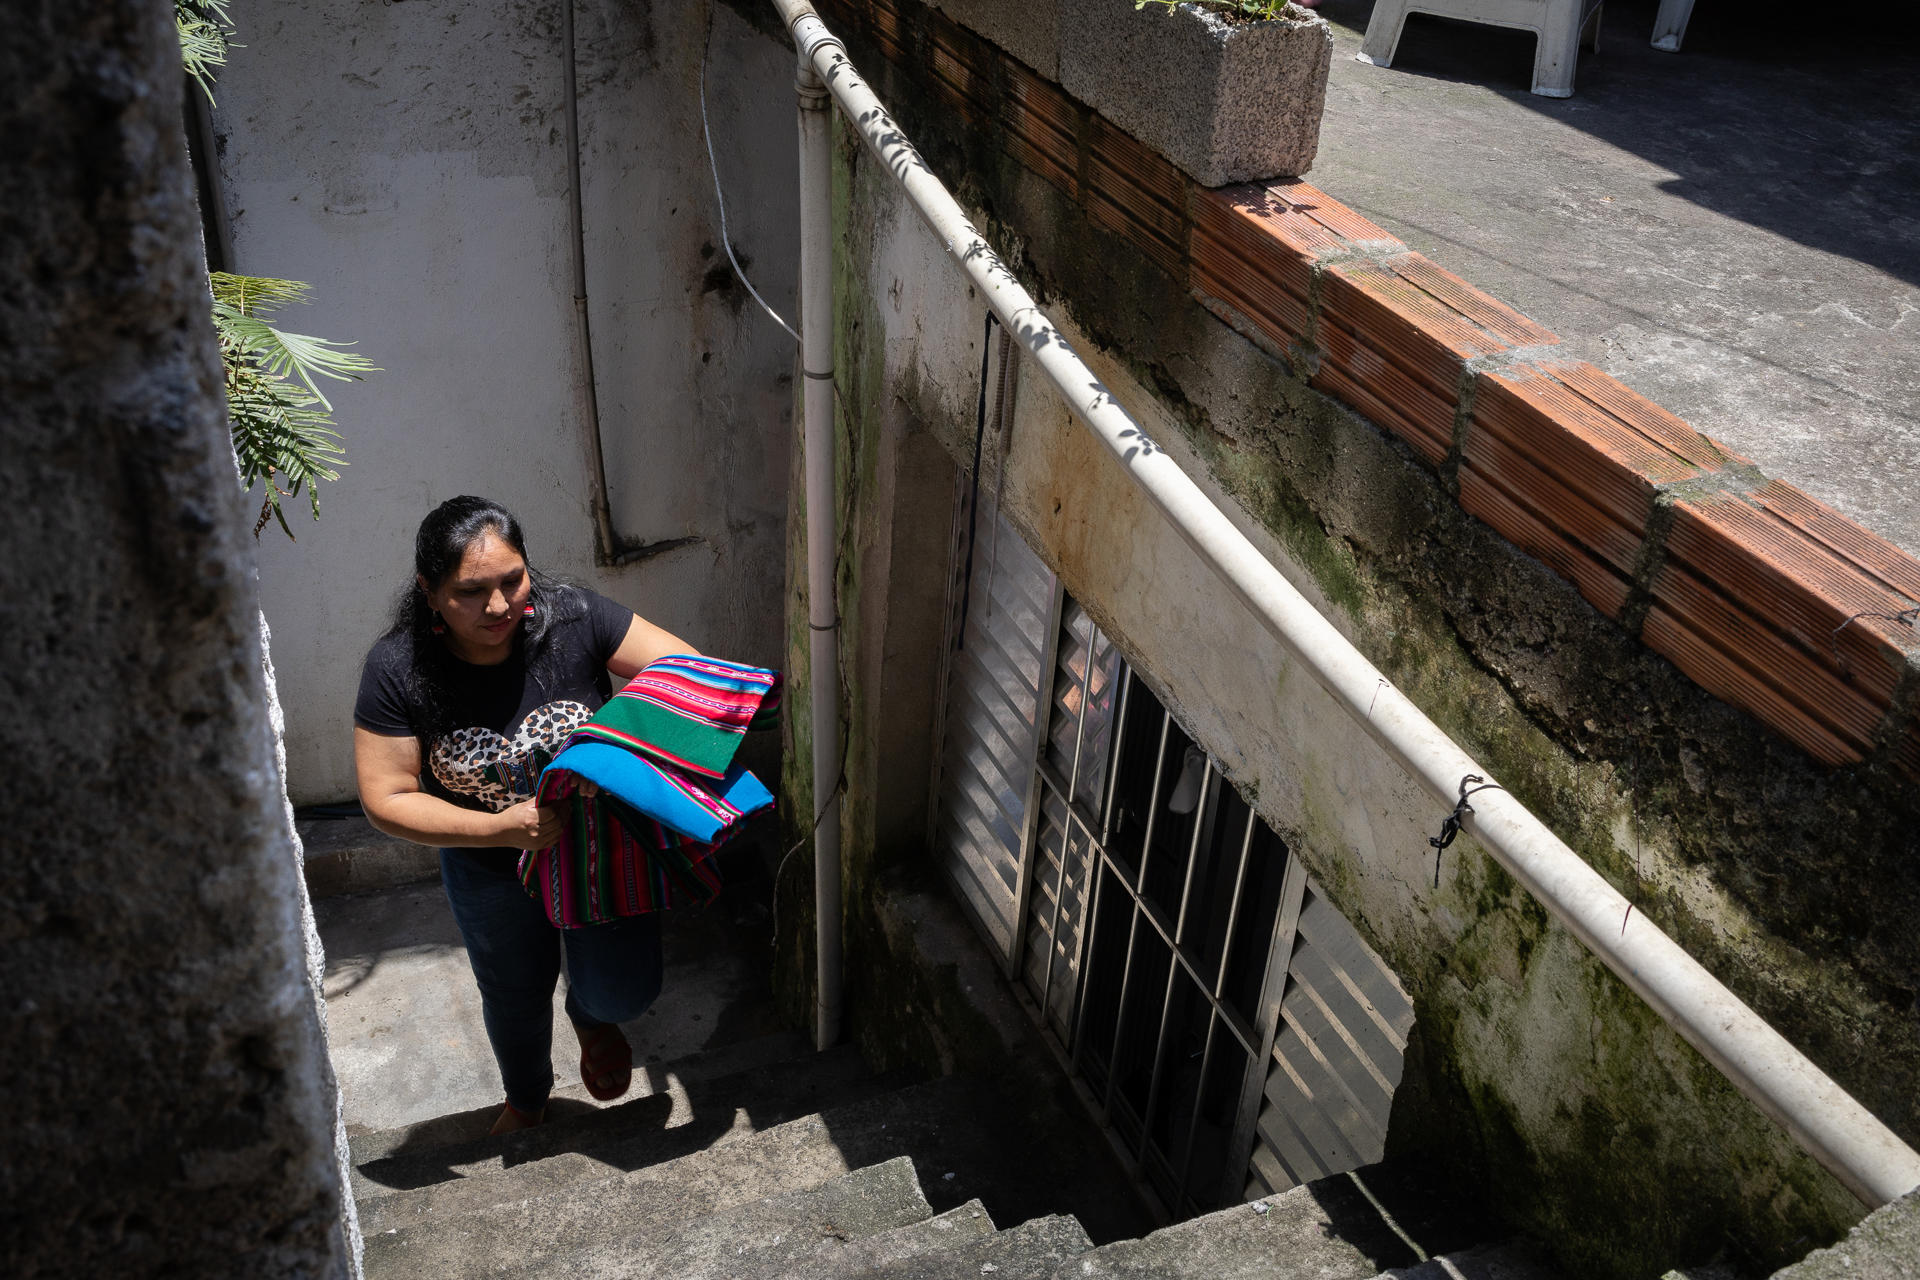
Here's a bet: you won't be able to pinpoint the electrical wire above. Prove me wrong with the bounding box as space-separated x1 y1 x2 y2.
700 5 800 345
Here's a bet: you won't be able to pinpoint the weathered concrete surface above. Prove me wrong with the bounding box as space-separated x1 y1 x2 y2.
299 812 440 898
317 847 783 1133
357 1077 924 1274
1061 0 1333 184
351 1042 878 1234
932 0 1061 78
926 1213 1093 1280
783 36 1920 1275
362 1122 921 1279
1770 1186 1920 1280
1068 1178 1414 1278
345 1029 813 1173
1312 0 1920 556
264 623 364 1273
212 0 798 803
0 4 347 1275
528 1154 931 1280
757 1199 996 1278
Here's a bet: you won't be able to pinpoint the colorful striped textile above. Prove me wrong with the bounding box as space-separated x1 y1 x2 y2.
563 654 781 780
517 655 779 929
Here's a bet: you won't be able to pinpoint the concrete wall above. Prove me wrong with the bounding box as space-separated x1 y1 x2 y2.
211 0 799 803
776 54 1920 1280
0 3 348 1273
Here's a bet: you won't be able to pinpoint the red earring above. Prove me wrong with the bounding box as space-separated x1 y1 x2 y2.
430 612 446 635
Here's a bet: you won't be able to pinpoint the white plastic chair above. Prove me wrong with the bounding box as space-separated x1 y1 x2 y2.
1356 0 1605 98
1650 0 1694 51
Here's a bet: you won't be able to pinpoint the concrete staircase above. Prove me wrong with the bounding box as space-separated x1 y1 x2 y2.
352 1031 1551 1280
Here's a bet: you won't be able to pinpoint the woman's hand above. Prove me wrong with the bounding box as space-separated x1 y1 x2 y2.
498 798 569 850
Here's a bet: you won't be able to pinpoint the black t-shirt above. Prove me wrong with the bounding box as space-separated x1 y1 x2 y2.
354 587 634 838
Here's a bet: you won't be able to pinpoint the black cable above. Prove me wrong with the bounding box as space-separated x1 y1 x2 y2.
1429 774 1503 889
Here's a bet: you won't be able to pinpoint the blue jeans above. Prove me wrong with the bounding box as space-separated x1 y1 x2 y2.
439 848 663 1112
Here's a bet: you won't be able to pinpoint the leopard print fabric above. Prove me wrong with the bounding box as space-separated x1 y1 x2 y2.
431 700 591 812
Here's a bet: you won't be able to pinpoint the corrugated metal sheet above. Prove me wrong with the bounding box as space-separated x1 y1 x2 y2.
1245 882 1414 1198
931 507 1056 967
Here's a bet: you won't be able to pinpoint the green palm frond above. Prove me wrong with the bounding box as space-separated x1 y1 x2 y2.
177 0 237 101
213 305 378 407
210 272 309 312
177 18 372 539
212 273 377 538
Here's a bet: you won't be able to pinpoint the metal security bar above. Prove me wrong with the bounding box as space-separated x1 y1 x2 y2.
1021 599 1122 1039
1074 669 1270 1212
934 533 1420 1216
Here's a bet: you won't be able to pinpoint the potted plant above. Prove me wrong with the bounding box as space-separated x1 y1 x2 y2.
1059 0 1333 186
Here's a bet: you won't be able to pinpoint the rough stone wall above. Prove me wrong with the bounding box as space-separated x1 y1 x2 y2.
1772 1187 1920 1280
212 0 799 803
262 618 364 1274
775 35 1920 1280
0 4 349 1275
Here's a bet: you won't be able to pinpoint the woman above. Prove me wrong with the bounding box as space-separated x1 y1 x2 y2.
353 495 695 1133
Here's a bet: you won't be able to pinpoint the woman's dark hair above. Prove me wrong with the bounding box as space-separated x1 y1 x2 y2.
385 495 584 748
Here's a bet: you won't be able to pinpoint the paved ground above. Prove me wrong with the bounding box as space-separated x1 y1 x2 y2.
316 842 784 1133
1309 0 1920 556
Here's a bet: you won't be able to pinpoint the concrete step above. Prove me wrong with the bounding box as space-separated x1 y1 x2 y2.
357 1042 897 1234
878 1213 1093 1280
298 813 439 898
524 1154 934 1280
350 1031 840 1204
348 1026 814 1167
361 1073 980 1276
733 1197 998 1279
1053 1174 1421 1279
1378 1240 1558 1280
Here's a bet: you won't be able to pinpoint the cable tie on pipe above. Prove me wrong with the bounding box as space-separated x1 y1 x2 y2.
1428 774 1502 889
808 620 838 631
803 368 835 381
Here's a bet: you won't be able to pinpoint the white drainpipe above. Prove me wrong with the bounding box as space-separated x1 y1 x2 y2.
796 52 844 1051
771 0 1920 1208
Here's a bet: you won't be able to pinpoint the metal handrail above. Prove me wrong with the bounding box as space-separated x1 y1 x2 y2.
771 0 1920 1209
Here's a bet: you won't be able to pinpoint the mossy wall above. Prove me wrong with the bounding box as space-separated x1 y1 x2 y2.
772 23 1920 1280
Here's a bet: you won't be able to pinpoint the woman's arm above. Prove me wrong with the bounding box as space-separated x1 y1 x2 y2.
606 613 700 680
354 727 566 849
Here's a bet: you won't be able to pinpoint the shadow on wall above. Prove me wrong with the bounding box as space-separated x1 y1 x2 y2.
1318 0 1920 289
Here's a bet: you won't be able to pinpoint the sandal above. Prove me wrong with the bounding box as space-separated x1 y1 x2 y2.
577 1022 633 1102
490 1101 547 1135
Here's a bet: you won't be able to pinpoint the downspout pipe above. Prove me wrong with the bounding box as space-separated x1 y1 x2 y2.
796 53 844 1050
768 0 1920 1209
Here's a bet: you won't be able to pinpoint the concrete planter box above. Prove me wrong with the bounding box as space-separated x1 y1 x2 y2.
931 0 1061 79
1059 0 1334 186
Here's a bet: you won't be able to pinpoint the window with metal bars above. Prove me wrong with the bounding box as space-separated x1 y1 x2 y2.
930 507 1414 1219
